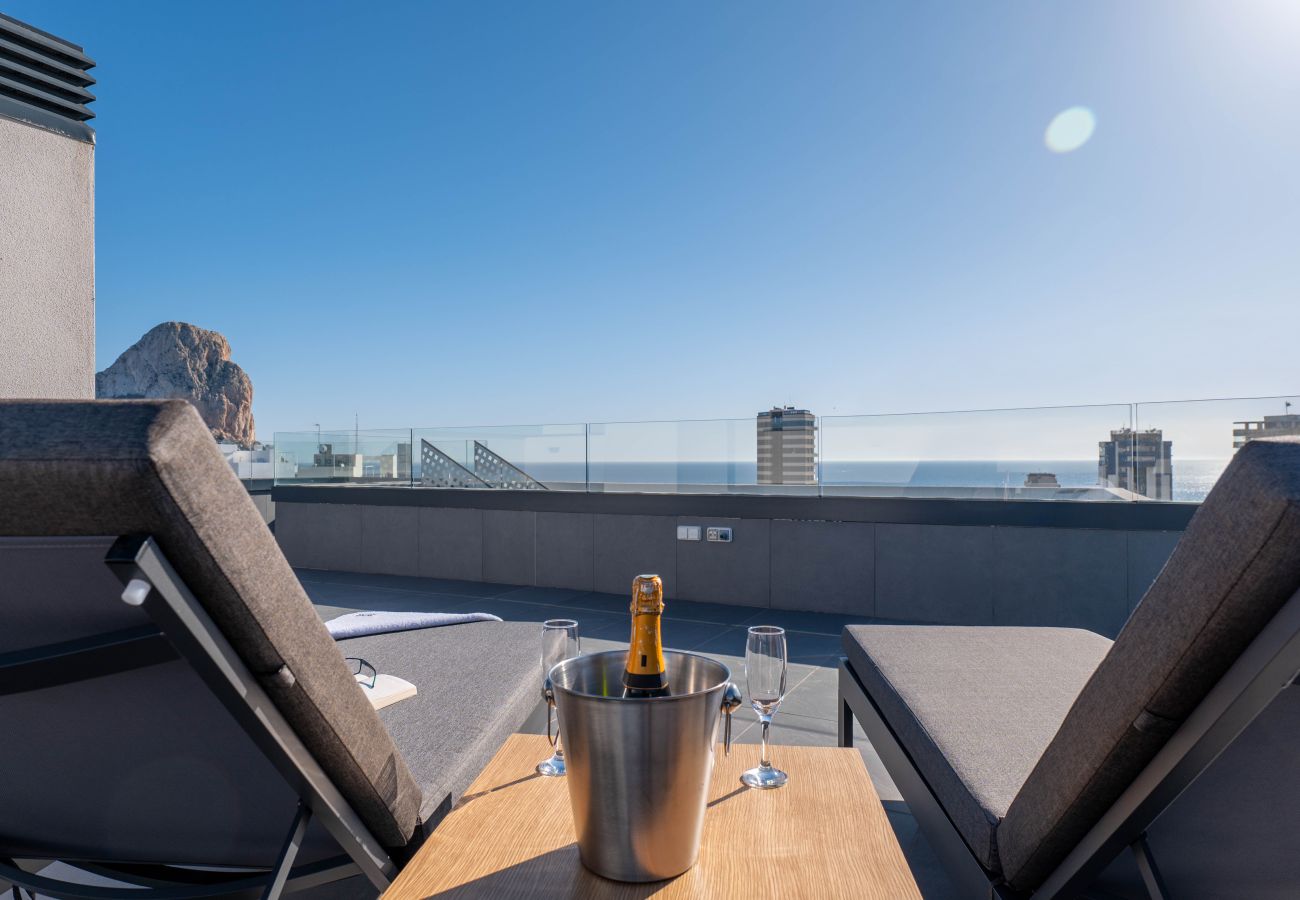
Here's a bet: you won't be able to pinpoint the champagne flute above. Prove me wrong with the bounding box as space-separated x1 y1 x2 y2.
741 625 789 789
537 619 580 776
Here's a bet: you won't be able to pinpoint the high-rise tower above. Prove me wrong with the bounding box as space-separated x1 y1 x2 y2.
1099 428 1172 500
757 407 817 485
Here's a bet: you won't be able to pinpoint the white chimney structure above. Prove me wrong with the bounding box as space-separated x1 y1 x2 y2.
0 13 96 399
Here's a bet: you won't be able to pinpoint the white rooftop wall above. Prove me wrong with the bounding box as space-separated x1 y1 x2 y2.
0 115 94 399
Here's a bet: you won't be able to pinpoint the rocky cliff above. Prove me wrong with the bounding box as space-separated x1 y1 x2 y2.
96 322 256 447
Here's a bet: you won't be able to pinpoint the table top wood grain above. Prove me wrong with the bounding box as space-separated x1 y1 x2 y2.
381 733 921 899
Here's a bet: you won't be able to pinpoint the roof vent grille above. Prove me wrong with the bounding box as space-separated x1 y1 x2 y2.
0 13 95 131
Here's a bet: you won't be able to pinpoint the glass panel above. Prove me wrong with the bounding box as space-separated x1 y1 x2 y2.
819 404 1135 501
411 423 587 490
586 417 813 494
268 397 1297 500
272 428 413 485
1134 395 1300 502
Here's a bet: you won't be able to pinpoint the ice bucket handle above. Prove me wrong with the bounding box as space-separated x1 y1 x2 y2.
721 682 743 756
543 677 559 749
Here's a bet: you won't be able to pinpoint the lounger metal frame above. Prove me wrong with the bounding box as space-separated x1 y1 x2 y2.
838 586 1300 900
0 534 400 900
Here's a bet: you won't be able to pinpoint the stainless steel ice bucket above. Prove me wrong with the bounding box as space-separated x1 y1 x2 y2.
546 650 742 882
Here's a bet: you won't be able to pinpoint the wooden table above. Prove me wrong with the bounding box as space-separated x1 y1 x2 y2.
382 734 921 899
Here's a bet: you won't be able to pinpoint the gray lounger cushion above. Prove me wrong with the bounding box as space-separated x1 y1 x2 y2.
337 619 541 828
841 625 1112 870
999 436 1300 890
0 400 423 851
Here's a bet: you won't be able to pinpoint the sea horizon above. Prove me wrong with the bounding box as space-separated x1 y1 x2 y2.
419 458 1230 502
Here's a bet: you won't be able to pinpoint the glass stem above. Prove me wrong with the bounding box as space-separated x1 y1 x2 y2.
760 715 772 769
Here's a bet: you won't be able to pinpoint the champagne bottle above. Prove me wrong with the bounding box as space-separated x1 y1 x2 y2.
623 574 669 697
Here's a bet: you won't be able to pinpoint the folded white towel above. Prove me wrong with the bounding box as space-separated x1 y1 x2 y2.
325 610 503 640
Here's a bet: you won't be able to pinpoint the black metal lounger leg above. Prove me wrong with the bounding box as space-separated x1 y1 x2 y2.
839 684 855 748
1129 834 1169 900
261 805 311 900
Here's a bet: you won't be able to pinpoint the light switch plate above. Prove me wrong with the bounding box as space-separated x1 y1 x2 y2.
705 526 733 543
677 525 702 541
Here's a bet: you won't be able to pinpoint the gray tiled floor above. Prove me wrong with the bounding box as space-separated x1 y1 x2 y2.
297 568 960 899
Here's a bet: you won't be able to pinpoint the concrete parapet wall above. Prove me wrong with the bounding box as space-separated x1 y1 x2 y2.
272 487 1191 637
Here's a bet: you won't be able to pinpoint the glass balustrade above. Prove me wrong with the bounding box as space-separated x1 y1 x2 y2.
268 395 1299 501
1134 395 1300 502
587 418 789 494
411 424 587 490
272 429 413 485
820 404 1135 501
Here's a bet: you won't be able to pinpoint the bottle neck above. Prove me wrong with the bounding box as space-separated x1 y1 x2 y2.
624 606 667 689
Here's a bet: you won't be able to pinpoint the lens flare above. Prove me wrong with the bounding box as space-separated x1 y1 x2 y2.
1045 107 1096 153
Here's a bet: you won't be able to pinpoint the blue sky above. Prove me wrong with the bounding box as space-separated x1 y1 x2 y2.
13 1 1300 440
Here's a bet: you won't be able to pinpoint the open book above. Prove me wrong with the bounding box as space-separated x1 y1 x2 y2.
356 673 417 710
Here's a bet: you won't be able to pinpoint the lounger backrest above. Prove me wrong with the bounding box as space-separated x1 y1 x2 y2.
999 436 1300 890
0 400 422 858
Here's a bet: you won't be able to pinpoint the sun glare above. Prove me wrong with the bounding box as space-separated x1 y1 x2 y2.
1044 107 1096 154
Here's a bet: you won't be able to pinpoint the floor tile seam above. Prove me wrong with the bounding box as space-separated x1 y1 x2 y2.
299 577 848 635
735 610 856 631
306 587 621 621
788 625 857 636
579 623 744 654
671 614 753 627
493 595 622 616
731 675 829 732
782 663 823 697
296 575 489 601
779 710 837 724
773 689 839 721
567 609 756 629
732 715 828 741
510 590 760 619
732 713 868 740
495 586 589 603
675 606 859 632
300 574 769 627
776 704 839 722
732 616 858 638
771 709 841 726
788 654 843 668
679 623 738 652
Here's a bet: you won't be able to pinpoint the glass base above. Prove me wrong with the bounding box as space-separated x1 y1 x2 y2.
741 765 788 789
537 753 566 777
